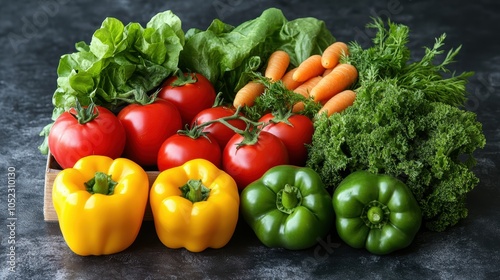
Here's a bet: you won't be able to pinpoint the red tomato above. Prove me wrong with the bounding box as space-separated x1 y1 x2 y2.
222 131 289 190
259 113 314 166
48 105 125 169
117 99 182 167
157 133 221 171
191 106 247 149
158 72 216 126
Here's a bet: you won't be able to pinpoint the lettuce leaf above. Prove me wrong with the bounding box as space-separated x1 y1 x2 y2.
39 11 185 154
179 8 335 101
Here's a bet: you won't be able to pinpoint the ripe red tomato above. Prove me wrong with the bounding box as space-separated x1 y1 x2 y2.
48 105 125 169
157 133 221 171
259 113 314 166
158 72 216 126
191 106 247 149
117 99 182 167
222 131 289 190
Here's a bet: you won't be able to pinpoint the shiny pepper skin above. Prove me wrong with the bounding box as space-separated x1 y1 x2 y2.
52 155 149 256
240 165 334 250
150 159 240 252
332 170 422 255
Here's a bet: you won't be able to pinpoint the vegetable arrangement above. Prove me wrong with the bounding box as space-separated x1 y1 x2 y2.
307 19 486 232
45 8 485 256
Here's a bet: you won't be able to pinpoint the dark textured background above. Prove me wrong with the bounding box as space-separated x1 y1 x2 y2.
1 0 499 279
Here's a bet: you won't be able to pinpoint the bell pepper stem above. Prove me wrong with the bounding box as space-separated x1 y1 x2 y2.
180 179 210 203
361 200 390 229
85 172 117 195
282 185 299 209
276 184 302 214
367 206 384 224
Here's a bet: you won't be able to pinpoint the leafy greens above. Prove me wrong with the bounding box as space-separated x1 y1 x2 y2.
306 19 486 232
179 8 334 102
39 11 185 154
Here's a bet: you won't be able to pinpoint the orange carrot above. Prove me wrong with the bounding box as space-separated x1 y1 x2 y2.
322 67 333 76
309 63 358 102
280 68 302 90
291 76 322 113
233 81 265 108
292 55 325 82
265 50 290 82
318 89 356 116
321 42 349 69
292 101 305 113
293 76 323 98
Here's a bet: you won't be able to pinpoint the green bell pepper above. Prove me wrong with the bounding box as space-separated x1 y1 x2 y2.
332 170 422 255
240 165 334 250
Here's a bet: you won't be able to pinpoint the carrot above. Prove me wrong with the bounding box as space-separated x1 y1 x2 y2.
318 89 356 116
233 81 265 108
309 63 358 102
322 67 333 76
321 42 349 69
280 68 302 90
293 76 323 98
291 76 322 113
292 55 325 82
265 50 290 82
292 102 304 113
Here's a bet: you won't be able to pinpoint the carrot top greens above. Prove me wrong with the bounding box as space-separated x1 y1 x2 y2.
306 18 486 232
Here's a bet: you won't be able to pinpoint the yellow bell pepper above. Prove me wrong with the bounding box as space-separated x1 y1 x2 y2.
52 155 149 256
150 158 239 252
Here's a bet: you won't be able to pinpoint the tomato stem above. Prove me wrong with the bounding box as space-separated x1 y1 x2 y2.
215 118 247 136
212 92 225 107
186 106 267 147
269 110 294 127
169 70 198 87
70 100 99 124
116 88 158 105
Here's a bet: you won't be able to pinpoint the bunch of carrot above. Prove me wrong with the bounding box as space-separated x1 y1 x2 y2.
233 41 358 117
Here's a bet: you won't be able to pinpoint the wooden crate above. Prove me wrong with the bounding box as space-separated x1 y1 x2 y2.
43 153 158 221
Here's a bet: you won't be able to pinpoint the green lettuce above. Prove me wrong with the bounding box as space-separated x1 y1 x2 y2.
39 11 185 154
179 8 335 101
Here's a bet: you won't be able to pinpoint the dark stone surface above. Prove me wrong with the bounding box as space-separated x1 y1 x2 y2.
1 0 499 279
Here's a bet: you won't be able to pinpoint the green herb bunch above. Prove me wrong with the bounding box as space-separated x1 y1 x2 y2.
307 18 486 232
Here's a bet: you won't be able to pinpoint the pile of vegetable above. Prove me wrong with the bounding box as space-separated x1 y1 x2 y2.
307 19 486 231
43 8 486 256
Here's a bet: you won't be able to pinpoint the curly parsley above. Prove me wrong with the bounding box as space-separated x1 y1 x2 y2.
307 18 486 232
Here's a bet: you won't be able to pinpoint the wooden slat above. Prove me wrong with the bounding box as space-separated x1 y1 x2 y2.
43 153 158 222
